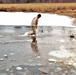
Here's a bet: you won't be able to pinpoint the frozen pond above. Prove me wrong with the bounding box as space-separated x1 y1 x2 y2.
0 26 76 75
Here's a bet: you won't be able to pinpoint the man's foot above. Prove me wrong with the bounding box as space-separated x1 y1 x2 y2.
31 34 36 37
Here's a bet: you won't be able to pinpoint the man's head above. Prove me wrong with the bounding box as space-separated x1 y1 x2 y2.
37 14 41 18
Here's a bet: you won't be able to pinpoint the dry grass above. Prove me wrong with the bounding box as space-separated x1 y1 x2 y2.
0 3 76 18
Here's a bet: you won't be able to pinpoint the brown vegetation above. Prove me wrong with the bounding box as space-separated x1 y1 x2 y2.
0 0 76 3
0 3 76 18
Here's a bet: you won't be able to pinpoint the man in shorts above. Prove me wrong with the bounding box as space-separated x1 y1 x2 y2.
30 14 41 35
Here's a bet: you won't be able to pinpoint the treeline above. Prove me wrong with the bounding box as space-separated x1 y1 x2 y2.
0 0 76 3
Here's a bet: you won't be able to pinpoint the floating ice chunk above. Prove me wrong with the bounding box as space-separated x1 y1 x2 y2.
56 67 62 71
6 68 10 72
66 60 76 67
38 67 50 74
66 61 73 65
16 67 22 71
0 58 3 61
48 58 57 63
73 63 76 67
10 53 14 55
70 69 76 74
49 50 75 58
54 67 62 72
24 68 27 70
4 54 8 58
10 70 13 73
0 35 2 38
13 59 16 61
37 56 40 59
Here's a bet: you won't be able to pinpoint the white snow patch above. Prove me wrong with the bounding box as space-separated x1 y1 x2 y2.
0 12 74 27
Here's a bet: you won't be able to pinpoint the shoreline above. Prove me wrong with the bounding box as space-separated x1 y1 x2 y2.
0 3 76 18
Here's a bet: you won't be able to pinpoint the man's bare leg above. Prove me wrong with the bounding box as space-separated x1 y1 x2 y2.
28 26 36 36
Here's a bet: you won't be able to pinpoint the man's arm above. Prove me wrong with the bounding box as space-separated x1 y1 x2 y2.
36 20 38 28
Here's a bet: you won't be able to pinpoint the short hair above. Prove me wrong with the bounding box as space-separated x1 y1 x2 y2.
37 14 41 18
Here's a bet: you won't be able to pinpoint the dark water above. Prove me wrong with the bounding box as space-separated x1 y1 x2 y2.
0 25 76 75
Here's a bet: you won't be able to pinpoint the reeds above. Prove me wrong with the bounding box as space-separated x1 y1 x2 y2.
0 3 76 17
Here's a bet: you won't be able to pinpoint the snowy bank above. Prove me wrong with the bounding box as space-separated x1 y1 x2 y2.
0 12 75 27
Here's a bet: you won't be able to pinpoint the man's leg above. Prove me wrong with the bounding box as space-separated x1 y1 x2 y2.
33 27 36 35
28 26 36 35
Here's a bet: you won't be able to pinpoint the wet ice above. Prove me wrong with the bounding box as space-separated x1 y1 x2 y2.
0 26 76 75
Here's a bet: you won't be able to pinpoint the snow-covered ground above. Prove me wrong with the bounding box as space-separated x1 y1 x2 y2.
0 12 75 27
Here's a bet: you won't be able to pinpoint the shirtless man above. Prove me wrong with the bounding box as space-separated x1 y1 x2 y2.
30 14 41 35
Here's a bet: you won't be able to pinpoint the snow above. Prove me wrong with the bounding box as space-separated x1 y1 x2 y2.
0 12 75 27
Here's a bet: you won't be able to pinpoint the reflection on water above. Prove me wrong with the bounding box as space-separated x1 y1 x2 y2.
31 36 40 57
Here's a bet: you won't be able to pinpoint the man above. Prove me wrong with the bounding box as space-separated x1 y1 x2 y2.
30 14 41 35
